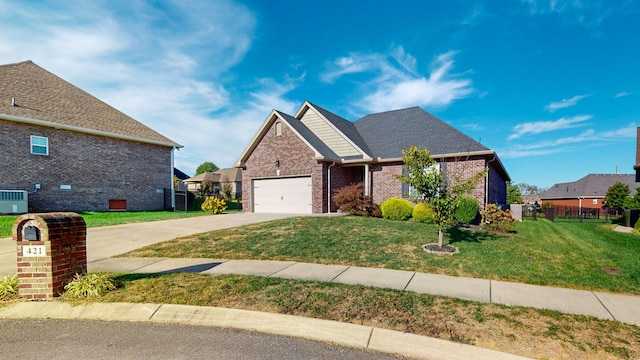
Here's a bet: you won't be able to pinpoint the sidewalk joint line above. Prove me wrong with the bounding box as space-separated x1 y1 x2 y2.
329 266 351 283
403 272 416 291
592 292 616 321
268 261 298 277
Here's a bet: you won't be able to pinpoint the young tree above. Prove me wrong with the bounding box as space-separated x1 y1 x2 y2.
395 146 442 201
603 182 630 211
396 146 487 248
507 182 523 204
195 161 219 175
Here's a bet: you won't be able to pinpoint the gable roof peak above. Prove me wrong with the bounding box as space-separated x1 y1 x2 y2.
0 60 180 147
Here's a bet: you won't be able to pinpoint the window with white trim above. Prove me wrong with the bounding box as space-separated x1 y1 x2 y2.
593 199 598 205
275 122 282 136
30 136 49 156
406 163 441 199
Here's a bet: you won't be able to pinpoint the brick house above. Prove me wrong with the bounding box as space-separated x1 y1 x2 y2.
0 60 182 212
541 174 638 210
235 101 510 214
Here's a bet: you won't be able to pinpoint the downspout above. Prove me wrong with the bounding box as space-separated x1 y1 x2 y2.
170 147 176 210
327 162 336 213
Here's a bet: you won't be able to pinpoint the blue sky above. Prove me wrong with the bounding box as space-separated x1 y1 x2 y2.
1 0 639 189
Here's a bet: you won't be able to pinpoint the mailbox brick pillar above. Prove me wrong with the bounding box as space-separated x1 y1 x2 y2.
13 212 87 300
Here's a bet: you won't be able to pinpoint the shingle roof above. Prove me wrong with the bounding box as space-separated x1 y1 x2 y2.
0 60 180 147
354 106 489 159
541 174 639 199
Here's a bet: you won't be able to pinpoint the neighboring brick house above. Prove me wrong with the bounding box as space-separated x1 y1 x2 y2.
541 174 638 209
235 101 510 214
0 60 182 212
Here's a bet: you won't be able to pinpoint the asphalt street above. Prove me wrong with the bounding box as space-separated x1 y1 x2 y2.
0 318 401 360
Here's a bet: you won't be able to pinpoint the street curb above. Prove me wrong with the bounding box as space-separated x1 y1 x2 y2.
0 301 532 360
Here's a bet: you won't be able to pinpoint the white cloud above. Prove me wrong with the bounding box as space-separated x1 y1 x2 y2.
519 0 621 26
544 94 591 112
615 91 635 98
0 0 305 174
502 122 636 158
508 115 592 140
322 47 474 113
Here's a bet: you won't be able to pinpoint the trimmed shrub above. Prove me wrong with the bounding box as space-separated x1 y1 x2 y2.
480 203 516 233
412 202 434 223
332 183 381 217
455 197 479 225
381 197 414 221
201 196 227 214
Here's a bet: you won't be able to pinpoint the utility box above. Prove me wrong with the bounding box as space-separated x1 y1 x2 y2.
0 190 28 214
13 213 87 300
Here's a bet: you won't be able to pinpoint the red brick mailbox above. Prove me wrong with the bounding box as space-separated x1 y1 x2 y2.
12 213 87 300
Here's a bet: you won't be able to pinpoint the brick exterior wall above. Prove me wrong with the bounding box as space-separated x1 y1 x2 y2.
13 212 87 300
241 120 326 213
369 162 405 206
1 121 172 211
444 157 487 207
486 160 508 206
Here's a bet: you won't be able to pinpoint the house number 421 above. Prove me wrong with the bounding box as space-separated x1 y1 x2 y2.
22 245 46 257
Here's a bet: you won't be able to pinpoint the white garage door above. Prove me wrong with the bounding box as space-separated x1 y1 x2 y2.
253 177 312 214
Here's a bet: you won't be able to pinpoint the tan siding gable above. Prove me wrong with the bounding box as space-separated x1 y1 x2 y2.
300 108 361 157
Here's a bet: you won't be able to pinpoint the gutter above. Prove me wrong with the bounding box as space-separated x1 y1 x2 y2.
0 113 182 149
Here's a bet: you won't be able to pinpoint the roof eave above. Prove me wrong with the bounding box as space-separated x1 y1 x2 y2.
0 113 182 148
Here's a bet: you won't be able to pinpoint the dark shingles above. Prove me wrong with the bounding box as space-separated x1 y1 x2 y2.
354 107 489 159
541 174 639 199
0 60 179 146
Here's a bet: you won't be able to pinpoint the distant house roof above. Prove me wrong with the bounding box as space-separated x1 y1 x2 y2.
0 60 181 148
184 168 242 184
236 101 506 181
541 174 639 199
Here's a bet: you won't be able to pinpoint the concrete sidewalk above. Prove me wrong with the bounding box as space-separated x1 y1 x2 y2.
89 257 640 327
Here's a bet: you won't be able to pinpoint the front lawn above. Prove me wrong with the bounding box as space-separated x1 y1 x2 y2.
123 216 640 295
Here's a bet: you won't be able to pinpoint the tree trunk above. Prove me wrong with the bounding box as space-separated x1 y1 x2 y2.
438 229 444 248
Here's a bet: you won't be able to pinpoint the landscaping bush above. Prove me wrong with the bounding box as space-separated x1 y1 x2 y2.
332 183 381 217
380 197 413 221
412 202 434 223
455 197 479 225
63 273 116 298
201 196 227 214
480 203 515 233
0 274 18 301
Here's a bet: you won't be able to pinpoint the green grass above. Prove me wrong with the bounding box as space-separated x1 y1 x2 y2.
124 216 640 294
87 272 640 360
0 210 209 238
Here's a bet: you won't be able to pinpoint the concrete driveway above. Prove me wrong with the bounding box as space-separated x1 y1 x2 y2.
0 212 302 276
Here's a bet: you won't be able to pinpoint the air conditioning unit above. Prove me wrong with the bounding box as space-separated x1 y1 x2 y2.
0 190 28 214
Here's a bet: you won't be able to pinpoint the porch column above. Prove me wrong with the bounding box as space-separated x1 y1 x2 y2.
364 164 370 196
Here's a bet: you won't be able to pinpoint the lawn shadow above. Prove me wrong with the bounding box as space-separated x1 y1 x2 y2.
447 226 500 244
